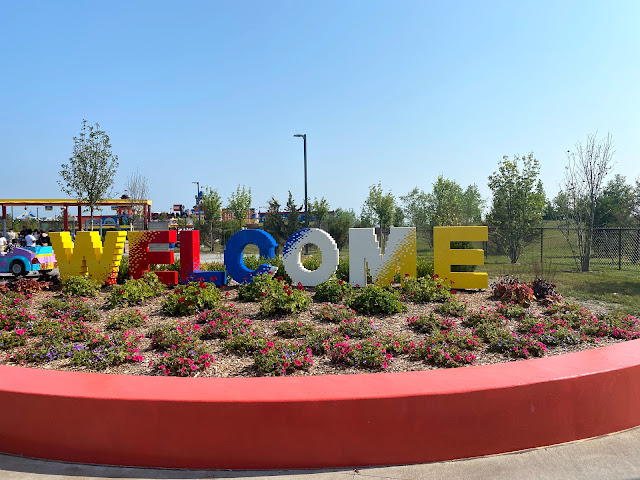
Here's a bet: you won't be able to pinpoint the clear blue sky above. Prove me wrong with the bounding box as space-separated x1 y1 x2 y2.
1 1 638 217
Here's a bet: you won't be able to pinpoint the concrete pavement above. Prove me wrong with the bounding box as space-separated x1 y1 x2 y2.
0 426 639 479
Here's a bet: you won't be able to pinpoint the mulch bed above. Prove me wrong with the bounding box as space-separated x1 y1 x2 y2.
0 278 625 378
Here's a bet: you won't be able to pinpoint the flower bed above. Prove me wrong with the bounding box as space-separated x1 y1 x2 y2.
0 274 637 377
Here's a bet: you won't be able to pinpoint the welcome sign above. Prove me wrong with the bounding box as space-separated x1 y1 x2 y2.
49 226 488 290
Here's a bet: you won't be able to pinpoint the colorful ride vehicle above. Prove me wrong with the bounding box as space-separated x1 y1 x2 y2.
0 245 57 277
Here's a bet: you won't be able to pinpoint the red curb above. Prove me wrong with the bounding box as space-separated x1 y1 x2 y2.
1 339 640 469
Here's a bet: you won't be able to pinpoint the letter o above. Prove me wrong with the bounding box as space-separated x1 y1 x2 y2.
282 228 339 286
224 229 277 284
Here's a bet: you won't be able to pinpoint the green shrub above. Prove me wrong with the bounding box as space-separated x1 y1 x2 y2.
376 333 411 355
62 276 101 297
0 330 27 350
434 298 468 317
238 274 275 301
116 256 129 284
408 340 476 368
495 301 529 319
275 320 317 338
106 310 146 330
195 305 239 324
335 256 350 282
328 337 391 370
348 285 407 315
200 262 226 271
150 320 201 350
400 276 451 303
487 331 548 359
416 257 434 279
107 272 166 308
0 297 35 329
301 329 332 354
407 313 454 334
42 297 101 323
336 318 378 338
259 278 311 316
70 330 144 370
314 277 353 303
161 281 222 316
155 342 213 376
198 316 254 340
253 340 313 376
314 304 357 323
301 254 321 271
223 331 268 355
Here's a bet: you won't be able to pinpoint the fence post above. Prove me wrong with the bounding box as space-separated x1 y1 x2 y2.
619 227 622 270
540 227 544 268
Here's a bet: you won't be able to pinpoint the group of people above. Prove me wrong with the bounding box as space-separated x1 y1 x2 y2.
0 227 51 252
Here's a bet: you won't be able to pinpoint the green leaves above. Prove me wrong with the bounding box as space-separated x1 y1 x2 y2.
58 120 119 216
487 153 546 263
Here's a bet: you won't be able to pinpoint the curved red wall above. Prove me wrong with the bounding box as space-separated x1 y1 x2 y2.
1 339 640 469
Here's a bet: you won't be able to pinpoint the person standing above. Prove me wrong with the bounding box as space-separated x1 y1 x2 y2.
25 229 37 247
0 235 6 253
37 231 51 246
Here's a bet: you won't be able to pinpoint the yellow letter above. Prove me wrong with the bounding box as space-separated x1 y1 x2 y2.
50 231 127 285
433 226 488 290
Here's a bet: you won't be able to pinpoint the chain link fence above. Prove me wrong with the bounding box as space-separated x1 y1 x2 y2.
404 227 640 272
481 227 640 271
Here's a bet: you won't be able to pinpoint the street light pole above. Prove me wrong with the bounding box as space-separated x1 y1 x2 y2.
293 134 309 228
192 181 200 229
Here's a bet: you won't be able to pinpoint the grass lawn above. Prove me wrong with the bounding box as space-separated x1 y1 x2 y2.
478 263 640 316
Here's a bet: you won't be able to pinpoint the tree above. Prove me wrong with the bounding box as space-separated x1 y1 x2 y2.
263 197 286 246
124 169 148 230
460 185 485 225
285 191 301 238
310 197 330 228
400 187 429 229
594 174 635 227
487 153 546 263
201 187 223 249
227 185 252 226
327 208 356 249
361 182 395 231
58 120 119 226
393 206 405 226
561 133 615 271
426 176 464 226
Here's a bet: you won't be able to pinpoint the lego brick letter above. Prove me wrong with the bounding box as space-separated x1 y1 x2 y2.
433 226 488 290
282 228 339 286
50 231 126 285
224 229 277 284
128 230 178 285
348 227 416 286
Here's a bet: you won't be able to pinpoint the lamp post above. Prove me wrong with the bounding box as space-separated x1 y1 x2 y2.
192 181 200 228
293 134 309 228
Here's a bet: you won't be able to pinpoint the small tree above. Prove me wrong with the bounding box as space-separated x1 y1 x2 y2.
285 191 301 238
561 133 615 271
227 185 252 226
487 153 546 263
362 182 395 227
400 187 429 229
426 175 464 226
201 187 222 249
327 208 356 249
124 168 148 230
263 197 286 247
310 197 330 228
59 120 119 227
